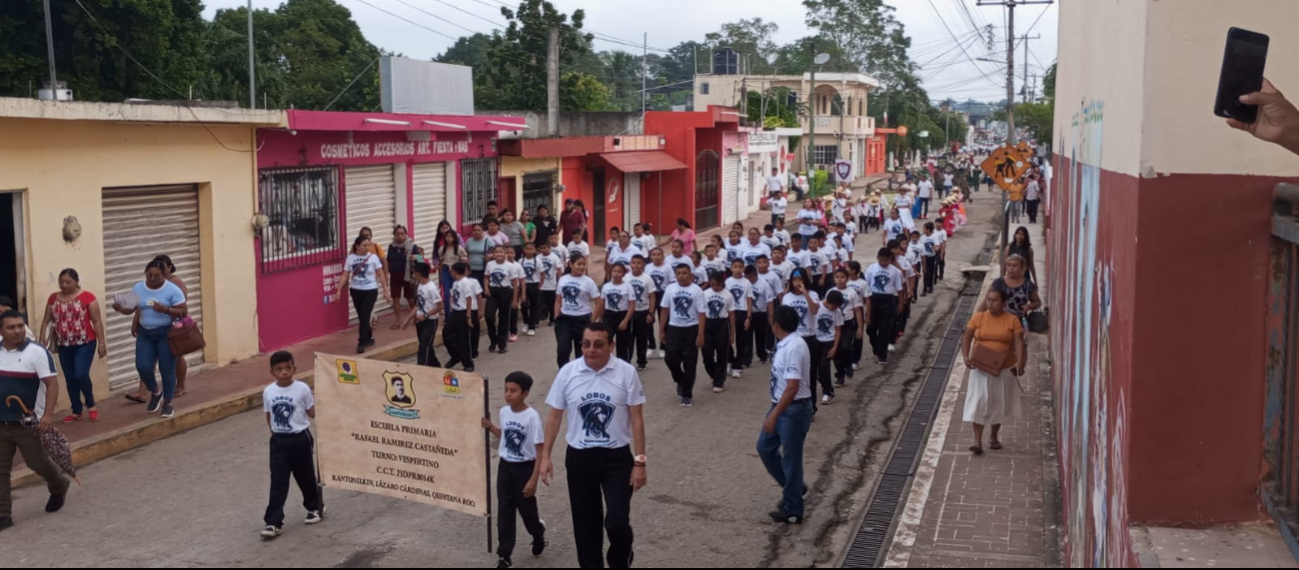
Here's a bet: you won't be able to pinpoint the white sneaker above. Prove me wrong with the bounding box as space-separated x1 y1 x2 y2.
821 394 833 405
657 349 666 359
731 369 742 379
852 363 859 371
527 329 536 337
260 525 283 539
889 344 897 352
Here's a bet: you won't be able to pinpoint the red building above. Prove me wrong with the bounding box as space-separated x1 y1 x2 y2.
644 106 743 232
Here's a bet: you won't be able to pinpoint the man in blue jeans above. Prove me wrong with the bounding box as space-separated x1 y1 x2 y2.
759 305 814 524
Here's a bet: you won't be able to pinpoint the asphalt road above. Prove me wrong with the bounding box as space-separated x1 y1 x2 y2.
0 195 1001 568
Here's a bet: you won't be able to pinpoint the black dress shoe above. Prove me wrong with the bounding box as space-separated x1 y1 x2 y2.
769 509 803 524
45 493 65 513
0 517 13 531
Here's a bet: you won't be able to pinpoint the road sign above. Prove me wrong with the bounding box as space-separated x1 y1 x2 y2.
980 145 1028 191
1015 141 1033 157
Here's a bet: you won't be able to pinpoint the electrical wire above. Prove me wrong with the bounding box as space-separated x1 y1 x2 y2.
924 0 1002 87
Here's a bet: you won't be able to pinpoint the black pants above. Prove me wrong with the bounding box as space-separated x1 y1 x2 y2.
632 310 652 367
445 310 474 369
603 311 633 363
264 431 323 528
804 336 827 407
751 312 771 363
923 256 939 293
541 290 557 324
867 295 899 363
814 337 835 398
350 288 378 346
555 314 591 369
937 254 946 280
566 446 634 569
850 315 865 366
498 459 545 561
702 319 730 388
1027 199 1041 223
897 299 912 337
665 325 700 399
649 291 667 351
732 310 752 369
487 287 514 349
840 318 858 378
415 319 442 367
525 283 541 330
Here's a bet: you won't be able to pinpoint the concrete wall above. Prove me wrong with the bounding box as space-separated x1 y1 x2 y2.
499 156 563 215
0 117 265 403
482 111 643 138
1051 1 1299 566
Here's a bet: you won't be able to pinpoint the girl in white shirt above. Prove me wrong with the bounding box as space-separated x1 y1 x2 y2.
597 263 636 363
795 199 825 250
553 256 601 369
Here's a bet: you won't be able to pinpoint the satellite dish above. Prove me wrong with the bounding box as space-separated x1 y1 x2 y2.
814 53 830 65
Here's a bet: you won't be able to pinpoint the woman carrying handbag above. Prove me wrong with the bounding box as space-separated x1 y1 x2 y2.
960 284 1026 456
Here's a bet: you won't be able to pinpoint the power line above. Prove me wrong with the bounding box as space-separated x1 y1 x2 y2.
925 0 1002 87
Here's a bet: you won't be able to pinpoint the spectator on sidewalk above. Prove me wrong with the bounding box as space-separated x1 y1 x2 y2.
1024 175 1042 224
533 206 558 248
766 167 785 201
38 269 107 423
434 225 468 303
961 284 1026 456
114 258 188 419
0 309 69 532
561 199 585 245
1228 78 1299 157
769 191 789 228
670 219 698 256
998 256 1042 326
386 225 421 331
1004 227 1038 284
759 305 814 524
499 209 527 260
341 237 391 355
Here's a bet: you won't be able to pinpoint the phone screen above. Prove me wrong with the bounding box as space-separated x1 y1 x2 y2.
1216 29 1269 122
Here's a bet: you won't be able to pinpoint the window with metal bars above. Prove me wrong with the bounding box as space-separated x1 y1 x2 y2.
258 167 341 273
522 170 557 217
813 145 839 166
461 158 497 225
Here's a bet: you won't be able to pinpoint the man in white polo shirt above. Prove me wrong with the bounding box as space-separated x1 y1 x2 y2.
759 305 813 525
0 310 69 532
540 322 647 568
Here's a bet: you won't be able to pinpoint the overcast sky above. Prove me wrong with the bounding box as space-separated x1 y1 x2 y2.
203 0 1058 103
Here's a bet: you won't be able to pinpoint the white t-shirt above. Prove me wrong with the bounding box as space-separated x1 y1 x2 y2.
833 286 862 321
774 229 792 246
917 181 934 198
723 241 744 264
796 209 823 236
693 266 709 287
832 197 848 222
539 252 563 291
545 357 646 450
786 249 809 272
566 241 591 263
866 263 905 296
558 274 600 317
628 272 655 312
346 253 383 291
805 248 830 276
451 277 483 311
943 174 954 187
521 256 542 285
661 283 705 327
601 281 634 313
907 243 925 266
607 243 637 268
498 405 545 463
770 197 789 215
894 194 914 211
509 261 525 283
741 242 773 267
486 260 514 290
769 261 794 288
701 256 728 275
770 334 812 403
921 234 942 257
263 381 314 435
815 303 844 343
415 280 443 320
761 235 782 250
749 277 775 314
782 291 820 337
884 219 905 242
935 229 949 246
486 231 510 247
847 278 869 303
634 234 657 253
647 262 674 293
550 244 569 266
667 254 695 273
702 287 734 320
724 277 753 313
766 176 785 194
759 271 784 302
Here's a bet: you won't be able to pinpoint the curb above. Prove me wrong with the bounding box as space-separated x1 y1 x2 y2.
10 337 421 489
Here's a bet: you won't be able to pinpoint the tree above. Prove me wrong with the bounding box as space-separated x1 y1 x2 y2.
703 18 781 74
770 36 855 75
803 0 915 85
994 102 1052 142
560 71 610 111
437 33 493 70
1043 61 1056 106
477 0 592 111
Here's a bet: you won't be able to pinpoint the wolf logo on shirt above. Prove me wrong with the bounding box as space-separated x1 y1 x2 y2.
817 313 835 337
503 427 527 458
650 272 666 291
729 286 745 306
451 288 464 310
673 293 696 320
707 296 727 319
605 290 626 312
791 304 808 328
630 280 646 304
524 262 536 281
578 400 615 440
872 273 892 293
271 401 296 431
561 283 583 309
490 269 508 288
541 258 554 275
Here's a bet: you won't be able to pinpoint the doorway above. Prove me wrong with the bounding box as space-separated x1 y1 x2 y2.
0 192 25 316
592 168 607 246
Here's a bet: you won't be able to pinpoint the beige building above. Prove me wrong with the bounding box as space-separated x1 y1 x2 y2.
693 72 878 177
0 98 283 399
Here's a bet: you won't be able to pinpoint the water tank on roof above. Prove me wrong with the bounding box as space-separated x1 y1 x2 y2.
713 48 739 75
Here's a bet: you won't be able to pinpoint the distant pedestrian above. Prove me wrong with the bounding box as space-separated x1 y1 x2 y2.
795 199 824 250
534 205 559 247
539 323 647 569
1004 226 1038 283
400 262 443 367
670 219 698 256
38 268 107 423
340 236 391 355
766 167 786 201
916 177 934 218
759 305 813 525
961 284 1026 455
114 258 187 418
769 190 789 228
386 225 422 331
1025 175 1042 224
520 209 538 249
561 199 585 245
259 351 324 539
482 372 548 568
500 209 528 259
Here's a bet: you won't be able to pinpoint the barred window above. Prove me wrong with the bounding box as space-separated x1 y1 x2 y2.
813 145 838 166
461 158 497 225
258 167 341 273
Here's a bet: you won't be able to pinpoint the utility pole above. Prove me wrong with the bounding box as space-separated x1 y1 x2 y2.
42 0 57 100
977 0 1051 144
248 0 255 109
641 33 648 123
808 45 817 171
1019 33 1041 103
547 25 560 137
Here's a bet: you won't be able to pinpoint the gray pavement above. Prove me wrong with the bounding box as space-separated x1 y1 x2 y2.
0 196 1001 568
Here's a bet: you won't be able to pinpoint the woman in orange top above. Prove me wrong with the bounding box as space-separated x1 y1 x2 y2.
960 284 1026 455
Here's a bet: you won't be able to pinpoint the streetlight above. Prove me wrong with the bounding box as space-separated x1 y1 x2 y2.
809 52 830 171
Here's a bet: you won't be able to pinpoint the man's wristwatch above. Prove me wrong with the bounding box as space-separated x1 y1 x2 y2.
633 455 648 467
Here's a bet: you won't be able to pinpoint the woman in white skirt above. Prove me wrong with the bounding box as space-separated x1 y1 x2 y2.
961 285 1026 455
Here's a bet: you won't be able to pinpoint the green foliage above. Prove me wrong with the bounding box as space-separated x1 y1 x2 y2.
703 18 781 73
993 102 1053 141
745 86 801 128
1043 62 1057 106
473 0 592 111
810 169 831 197
803 0 914 84
560 71 610 111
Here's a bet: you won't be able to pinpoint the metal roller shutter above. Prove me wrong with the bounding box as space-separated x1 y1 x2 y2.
411 162 447 243
722 155 741 226
102 185 204 393
624 172 641 228
345 165 398 323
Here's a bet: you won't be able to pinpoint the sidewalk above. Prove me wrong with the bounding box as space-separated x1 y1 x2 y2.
883 220 1063 568
11 314 423 487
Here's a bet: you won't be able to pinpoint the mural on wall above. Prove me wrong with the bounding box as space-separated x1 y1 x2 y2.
1049 99 1133 568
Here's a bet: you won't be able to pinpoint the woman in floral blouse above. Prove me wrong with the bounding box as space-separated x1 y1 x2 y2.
39 268 108 423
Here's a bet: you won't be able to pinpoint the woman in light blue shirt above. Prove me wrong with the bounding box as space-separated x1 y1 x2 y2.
116 258 187 419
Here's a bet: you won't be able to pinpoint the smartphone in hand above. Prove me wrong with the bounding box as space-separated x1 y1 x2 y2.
1214 27 1270 123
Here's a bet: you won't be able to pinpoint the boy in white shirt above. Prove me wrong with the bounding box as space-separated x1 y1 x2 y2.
701 271 737 392
506 247 526 342
481 372 547 568
768 246 794 295
646 248 674 359
814 290 845 406
259 351 324 539
566 234 591 267
547 234 569 273
769 191 789 227
761 225 782 250
920 223 942 296
724 259 754 379
628 255 657 371
774 218 793 247
702 243 727 275
400 262 443 367
446 262 485 372
538 243 563 326
660 264 706 406
864 247 905 366
520 243 544 336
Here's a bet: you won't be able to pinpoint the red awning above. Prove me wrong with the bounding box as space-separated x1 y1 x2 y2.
600 151 687 173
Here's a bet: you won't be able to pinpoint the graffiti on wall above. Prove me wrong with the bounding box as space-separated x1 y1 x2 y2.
1049 99 1132 567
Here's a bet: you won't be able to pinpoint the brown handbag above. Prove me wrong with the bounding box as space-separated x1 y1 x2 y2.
168 320 206 356
969 341 1008 376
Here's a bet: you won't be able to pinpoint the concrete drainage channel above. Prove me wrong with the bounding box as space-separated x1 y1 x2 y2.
839 233 999 568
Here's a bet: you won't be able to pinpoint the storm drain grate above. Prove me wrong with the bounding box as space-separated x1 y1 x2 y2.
841 294 978 568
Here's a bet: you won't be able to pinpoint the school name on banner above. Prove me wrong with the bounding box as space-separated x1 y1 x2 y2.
314 354 488 517
319 140 471 160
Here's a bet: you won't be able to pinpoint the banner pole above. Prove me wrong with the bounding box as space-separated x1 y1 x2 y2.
483 374 493 554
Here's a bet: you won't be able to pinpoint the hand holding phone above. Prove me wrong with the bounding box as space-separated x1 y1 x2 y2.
1214 27 1269 123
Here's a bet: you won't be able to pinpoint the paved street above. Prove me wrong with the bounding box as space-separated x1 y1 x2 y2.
0 197 1000 568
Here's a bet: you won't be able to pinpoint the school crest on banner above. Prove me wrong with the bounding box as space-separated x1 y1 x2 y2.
834 159 853 182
